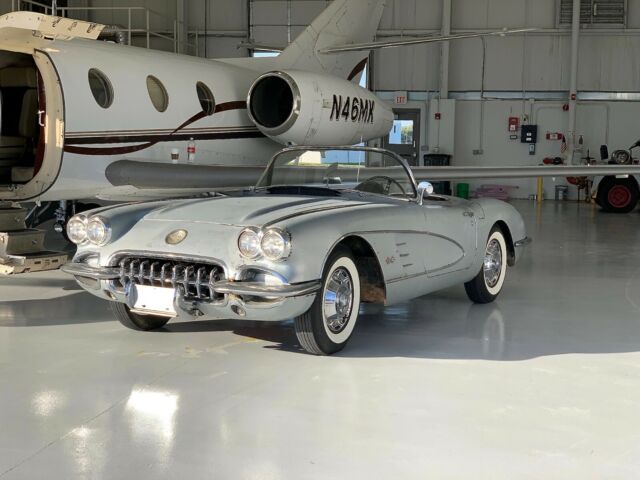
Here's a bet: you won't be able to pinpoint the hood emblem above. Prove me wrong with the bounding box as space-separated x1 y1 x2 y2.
166 229 188 245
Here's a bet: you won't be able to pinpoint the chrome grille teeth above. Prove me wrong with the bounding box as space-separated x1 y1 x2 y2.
149 262 159 286
138 260 149 285
129 259 139 280
171 265 182 285
118 257 225 302
196 267 207 299
160 263 171 286
183 266 195 296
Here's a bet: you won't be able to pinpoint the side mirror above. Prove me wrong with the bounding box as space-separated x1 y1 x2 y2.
417 181 434 204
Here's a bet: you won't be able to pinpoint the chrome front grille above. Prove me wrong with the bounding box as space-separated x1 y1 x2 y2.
118 257 225 302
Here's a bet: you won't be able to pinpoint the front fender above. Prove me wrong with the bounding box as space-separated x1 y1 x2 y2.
473 198 528 265
275 204 411 285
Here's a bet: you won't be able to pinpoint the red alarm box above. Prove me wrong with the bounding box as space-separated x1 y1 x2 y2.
508 117 520 132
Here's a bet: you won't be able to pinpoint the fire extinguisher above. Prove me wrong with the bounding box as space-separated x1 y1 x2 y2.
187 138 196 164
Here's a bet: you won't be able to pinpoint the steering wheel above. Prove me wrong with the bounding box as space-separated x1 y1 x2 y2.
357 176 407 196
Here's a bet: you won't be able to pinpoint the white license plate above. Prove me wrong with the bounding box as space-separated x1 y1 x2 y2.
133 285 177 316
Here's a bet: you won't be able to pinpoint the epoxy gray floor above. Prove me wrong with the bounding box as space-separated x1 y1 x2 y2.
1 200 640 479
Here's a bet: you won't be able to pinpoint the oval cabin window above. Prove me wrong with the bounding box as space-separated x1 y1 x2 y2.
146 75 169 112
88 69 114 109
196 81 216 115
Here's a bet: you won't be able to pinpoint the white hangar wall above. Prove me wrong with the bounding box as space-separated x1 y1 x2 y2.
2 0 640 198
377 0 640 92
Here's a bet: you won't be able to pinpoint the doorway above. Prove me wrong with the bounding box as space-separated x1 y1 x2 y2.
382 109 421 167
0 55 41 185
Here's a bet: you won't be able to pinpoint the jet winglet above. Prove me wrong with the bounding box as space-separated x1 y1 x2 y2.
0 11 104 42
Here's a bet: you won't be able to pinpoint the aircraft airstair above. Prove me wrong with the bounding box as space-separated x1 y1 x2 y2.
0 202 67 275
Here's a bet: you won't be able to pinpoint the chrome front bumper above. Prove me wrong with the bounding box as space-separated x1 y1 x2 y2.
513 236 532 263
62 262 320 322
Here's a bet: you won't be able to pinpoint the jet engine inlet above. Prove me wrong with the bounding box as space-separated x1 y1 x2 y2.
247 72 299 136
246 69 394 146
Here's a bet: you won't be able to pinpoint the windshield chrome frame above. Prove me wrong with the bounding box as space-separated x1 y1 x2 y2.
257 146 420 201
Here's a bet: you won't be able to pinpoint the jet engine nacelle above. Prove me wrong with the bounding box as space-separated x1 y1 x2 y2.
247 70 394 146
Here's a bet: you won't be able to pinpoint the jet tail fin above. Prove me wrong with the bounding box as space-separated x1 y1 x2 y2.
276 0 386 82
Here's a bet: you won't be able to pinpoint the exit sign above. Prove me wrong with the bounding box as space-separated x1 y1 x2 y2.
394 91 408 105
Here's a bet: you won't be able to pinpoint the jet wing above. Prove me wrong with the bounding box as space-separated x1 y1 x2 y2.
237 42 285 52
0 11 104 49
319 28 536 54
104 161 640 194
411 165 640 181
105 161 264 190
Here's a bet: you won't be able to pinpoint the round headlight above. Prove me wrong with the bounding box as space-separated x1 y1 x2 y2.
261 229 291 261
86 217 111 246
66 215 88 245
238 228 261 258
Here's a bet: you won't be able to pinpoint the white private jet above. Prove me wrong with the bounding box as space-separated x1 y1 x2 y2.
0 0 537 212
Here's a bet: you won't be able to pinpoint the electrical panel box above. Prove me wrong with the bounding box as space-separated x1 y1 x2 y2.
428 98 456 156
521 125 538 144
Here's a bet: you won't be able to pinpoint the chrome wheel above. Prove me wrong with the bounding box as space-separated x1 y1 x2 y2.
483 238 503 288
294 251 361 355
323 267 354 334
466 228 508 304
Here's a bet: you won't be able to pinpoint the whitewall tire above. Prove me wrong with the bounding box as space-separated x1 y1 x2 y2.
465 227 508 304
294 248 361 355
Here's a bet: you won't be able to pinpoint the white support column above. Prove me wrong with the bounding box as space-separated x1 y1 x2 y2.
568 0 581 161
439 0 452 99
176 0 188 54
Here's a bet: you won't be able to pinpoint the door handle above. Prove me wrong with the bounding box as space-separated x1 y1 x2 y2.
37 110 45 127
463 211 475 218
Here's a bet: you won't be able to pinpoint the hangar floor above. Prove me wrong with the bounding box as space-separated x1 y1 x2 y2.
1 200 640 479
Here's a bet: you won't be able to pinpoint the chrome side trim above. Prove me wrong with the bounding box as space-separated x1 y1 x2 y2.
386 271 429 285
320 229 469 287
386 258 473 284
322 229 466 274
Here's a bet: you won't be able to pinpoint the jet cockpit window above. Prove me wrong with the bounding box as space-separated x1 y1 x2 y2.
196 82 216 116
146 75 169 112
88 68 113 109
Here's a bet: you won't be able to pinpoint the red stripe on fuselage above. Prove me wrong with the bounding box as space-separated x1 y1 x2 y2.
62 101 260 156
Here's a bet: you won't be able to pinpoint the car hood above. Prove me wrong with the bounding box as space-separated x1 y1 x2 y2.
143 195 371 227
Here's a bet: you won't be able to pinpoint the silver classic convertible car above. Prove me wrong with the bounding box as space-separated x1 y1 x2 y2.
63 147 529 355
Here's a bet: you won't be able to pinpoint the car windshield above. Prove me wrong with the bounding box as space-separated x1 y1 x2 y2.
256 148 417 200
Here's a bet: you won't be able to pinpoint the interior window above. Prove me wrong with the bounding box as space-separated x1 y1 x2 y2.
88 68 113 109
388 120 414 145
196 81 215 115
146 75 169 112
